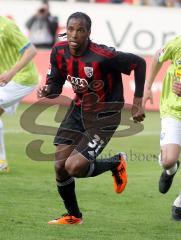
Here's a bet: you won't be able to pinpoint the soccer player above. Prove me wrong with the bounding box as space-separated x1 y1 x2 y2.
0 16 38 172
38 12 146 224
143 36 181 221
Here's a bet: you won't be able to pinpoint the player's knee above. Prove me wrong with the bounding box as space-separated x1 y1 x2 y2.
65 158 84 177
65 160 79 176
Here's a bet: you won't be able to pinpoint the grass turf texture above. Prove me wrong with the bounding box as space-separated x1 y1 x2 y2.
0 103 180 240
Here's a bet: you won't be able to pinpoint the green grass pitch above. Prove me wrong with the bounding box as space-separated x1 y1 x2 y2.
0 103 180 240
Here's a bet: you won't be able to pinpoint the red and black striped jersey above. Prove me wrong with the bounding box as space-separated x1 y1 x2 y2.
46 40 146 105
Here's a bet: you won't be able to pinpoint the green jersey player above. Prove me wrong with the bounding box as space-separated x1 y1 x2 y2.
0 16 38 172
143 36 181 221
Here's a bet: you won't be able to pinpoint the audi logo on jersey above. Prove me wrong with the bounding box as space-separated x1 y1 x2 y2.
66 75 89 93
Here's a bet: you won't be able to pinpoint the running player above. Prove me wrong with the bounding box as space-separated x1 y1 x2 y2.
0 16 38 172
143 36 181 221
38 12 146 224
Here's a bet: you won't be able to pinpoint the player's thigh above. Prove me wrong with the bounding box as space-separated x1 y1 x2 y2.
54 103 85 170
54 103 85 147
160 117 181 146
75 110 121 161
55 144 75 171
55 144 75 162
75 125 117 162
0 81 35 114
65 149 90 176
64 122 118 176
160 117 181 165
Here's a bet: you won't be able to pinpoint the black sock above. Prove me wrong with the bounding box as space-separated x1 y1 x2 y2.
86 154 120 177
57 177 82 218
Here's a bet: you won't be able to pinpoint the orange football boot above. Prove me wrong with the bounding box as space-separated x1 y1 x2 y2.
48 214 83 225
112 153 127 194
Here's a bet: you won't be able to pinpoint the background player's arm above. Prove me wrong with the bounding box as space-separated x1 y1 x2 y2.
143 49 163 107
0 44 37 86
172 80 181 97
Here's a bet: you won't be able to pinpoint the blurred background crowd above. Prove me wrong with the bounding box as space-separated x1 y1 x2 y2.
94 0 181 6
22 0 181 7
23 0 180 50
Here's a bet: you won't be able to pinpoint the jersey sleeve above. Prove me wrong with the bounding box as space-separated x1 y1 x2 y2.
106 52 146 97
106 52 141 75
5 19 30 53
46 46 66 97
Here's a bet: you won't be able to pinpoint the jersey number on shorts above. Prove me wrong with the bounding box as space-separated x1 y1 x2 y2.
87 134 104 157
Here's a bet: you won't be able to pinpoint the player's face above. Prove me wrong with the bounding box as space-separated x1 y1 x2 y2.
67 17 90 56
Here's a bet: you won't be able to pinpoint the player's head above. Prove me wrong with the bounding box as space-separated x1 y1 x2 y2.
67 12 91 32
66 12 91 56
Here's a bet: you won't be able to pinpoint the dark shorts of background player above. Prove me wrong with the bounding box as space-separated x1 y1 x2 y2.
54 101 122 161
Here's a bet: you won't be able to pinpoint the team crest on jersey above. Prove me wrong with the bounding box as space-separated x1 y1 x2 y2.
84 67 93 78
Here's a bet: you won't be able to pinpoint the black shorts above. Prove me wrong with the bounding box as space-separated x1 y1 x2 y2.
54 102 121 161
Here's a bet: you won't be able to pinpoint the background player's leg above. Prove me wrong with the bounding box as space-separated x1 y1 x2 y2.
172 194 181 221
159 144 180 194
0 82 36 172
160 144 180 171
159 117 181 194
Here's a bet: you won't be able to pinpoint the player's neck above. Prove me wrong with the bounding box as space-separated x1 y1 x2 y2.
70 40 89 57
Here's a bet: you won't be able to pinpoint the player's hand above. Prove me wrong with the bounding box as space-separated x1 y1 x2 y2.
131 97 145 123
172 80 181 97
142 88 154 109
0 71 14 87
37 85 50 98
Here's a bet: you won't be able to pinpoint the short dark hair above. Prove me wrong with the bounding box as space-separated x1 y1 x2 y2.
67 12 92 31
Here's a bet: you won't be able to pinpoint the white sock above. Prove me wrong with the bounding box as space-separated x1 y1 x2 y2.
173 195 181 207
0 119 6 161
166 163 178 175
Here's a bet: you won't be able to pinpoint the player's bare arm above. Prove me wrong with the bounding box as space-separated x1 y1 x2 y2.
0 44 36 86
132 97 145 123
0 71 15 86
143 49 163 108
